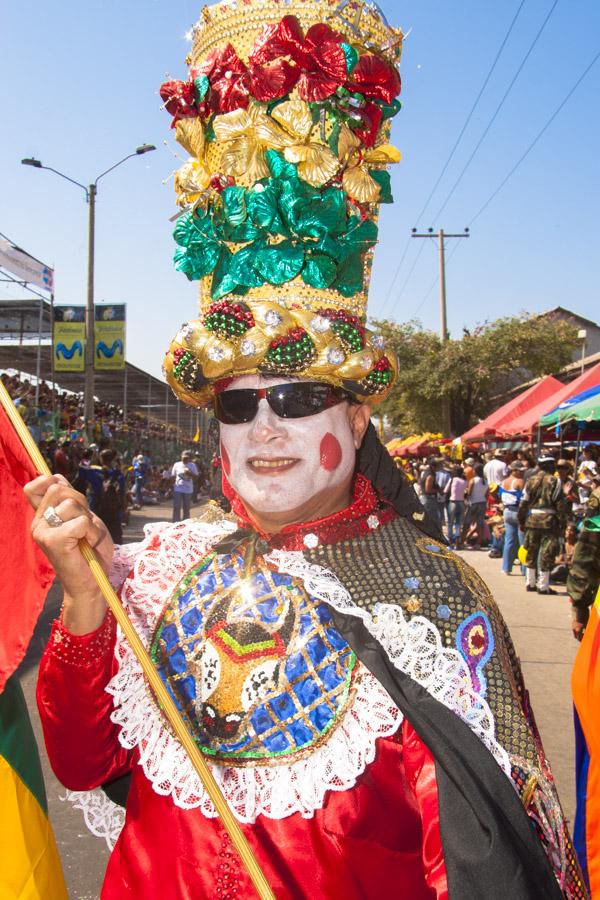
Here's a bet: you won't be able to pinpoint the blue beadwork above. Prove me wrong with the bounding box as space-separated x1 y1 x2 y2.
151 552 356 763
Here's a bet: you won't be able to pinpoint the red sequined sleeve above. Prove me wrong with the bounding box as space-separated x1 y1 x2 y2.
402 719 449 900
36 612 135 790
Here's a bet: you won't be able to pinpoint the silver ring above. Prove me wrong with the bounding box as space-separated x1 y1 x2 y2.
43 505 64 528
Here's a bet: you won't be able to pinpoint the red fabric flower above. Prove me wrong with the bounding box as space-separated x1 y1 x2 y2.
250 15 306 65
195 41 299 112
353 101 383 148
347 54 401 104
247 59 299 103
250 15 347 103
196 43 250 114
160 79 198 125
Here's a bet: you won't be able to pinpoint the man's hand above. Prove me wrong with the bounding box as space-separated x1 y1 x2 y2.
570 602 589 643
24 475 113 634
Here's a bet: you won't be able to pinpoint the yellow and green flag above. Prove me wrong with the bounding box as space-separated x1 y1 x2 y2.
0 675 67 899
0 391 67 898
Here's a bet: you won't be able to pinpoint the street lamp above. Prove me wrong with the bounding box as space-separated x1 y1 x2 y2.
21 144 156 434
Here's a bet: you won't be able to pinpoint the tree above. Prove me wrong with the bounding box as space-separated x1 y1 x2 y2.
370 314 579 436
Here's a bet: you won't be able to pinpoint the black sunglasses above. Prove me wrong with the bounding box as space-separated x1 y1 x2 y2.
214 382 353 425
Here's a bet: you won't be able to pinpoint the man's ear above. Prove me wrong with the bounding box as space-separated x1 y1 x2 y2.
347 403 372 449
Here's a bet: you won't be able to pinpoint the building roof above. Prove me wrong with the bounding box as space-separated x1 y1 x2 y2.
0 298 190 428
0 297 53 341
537 306 600 332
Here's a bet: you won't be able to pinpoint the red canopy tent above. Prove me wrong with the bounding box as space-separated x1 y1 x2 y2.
396 439 428 457
500 361 600 437
459 375 563 442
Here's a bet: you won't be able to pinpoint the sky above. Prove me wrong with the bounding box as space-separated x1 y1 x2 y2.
2 0 599 380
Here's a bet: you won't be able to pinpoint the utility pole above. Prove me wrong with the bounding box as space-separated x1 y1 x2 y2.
411 227 470 437
84 183 96 432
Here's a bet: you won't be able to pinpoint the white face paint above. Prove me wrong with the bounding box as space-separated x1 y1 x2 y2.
219 375 357 516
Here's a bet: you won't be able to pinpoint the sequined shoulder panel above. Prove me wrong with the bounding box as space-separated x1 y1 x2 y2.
304 515 538 767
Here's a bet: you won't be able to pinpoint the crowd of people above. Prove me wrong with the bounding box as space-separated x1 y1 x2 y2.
402 444 600 638
39 437 224 541
1 371 186 451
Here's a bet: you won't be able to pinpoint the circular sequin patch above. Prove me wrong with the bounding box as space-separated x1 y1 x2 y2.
151 553 356 765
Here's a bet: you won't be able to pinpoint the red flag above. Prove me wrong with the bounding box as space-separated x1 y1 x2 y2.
0 403 54 692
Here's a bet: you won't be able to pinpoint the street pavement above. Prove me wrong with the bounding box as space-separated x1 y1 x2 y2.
18 503 579 898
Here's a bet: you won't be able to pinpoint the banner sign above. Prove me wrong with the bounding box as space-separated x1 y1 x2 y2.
53 306 85 372
0 238 54 291
94 304 126 370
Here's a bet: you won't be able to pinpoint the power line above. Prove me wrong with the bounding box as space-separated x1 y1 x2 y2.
377 1 525 317
409 44 599 322
377 235 413 315
411 241 462 318
432 0 560 222
414 0 526 227
385 240 427 316
469 46 600 226
410 229 470 436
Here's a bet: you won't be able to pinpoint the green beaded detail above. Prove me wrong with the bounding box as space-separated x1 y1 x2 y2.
173 350 195 379
205 312 249 339
263 329 316 373
331 321 364 354
357 357 393 395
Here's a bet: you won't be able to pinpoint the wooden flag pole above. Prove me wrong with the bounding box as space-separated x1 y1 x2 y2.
0 381 275 900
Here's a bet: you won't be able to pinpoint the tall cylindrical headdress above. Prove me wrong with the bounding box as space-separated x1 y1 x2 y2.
161 0 403 407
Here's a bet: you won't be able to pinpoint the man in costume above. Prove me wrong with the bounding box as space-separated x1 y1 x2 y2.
28 2 584 897
568 512 600 643
519 455 568 594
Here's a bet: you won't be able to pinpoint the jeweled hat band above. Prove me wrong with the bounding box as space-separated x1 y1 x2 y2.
164 299 396 408
161 0 403 407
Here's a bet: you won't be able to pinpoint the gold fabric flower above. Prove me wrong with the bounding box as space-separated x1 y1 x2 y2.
269 101 340 187
174 159 211 209
338 124 401 203
213 105 275 183
214 101 339 187
175 118 206 158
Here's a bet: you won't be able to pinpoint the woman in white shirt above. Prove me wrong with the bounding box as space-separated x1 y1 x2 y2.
462 464 489 550
444 465 468 549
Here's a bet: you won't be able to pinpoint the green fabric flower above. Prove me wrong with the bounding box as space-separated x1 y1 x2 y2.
172 153 379 298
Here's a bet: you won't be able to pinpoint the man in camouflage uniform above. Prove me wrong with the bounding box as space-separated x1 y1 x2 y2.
568 479 600 641
585 477 600 518
519 455 567 594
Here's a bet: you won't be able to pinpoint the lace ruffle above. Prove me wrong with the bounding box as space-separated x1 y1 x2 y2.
106 519 401 823
62 789 126 851
266 549 511 776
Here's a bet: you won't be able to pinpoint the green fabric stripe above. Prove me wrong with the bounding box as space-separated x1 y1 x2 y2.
0 673 47 814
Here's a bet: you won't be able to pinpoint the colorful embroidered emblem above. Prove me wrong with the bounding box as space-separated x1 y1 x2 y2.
456 611 494 696
151 552 356 764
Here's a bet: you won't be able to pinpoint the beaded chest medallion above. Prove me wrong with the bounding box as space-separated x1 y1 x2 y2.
151 550 356 764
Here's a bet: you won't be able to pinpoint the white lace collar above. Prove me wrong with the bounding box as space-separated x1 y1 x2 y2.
66 518 508 848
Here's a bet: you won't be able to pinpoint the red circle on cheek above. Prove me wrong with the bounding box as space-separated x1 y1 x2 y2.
320 433 343 471
220 442 231 476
